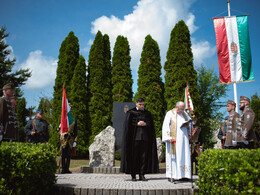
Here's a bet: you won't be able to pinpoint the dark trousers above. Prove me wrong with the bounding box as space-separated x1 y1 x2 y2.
62 144 72 172
132 140 148 175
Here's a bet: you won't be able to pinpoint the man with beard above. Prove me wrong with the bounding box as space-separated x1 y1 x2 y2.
120 98 159 181
238 96 257 149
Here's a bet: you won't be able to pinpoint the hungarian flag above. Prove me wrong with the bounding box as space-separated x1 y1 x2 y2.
213 15 254 83
184 85 194 111
60 86 74 134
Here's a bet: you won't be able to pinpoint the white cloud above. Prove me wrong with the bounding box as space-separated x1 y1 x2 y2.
20 50 57 89
90 0 211 71
192 40 216 66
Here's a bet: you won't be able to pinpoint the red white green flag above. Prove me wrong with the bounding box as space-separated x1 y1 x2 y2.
60 86 74 134
184 85 194 111
213 15 254 83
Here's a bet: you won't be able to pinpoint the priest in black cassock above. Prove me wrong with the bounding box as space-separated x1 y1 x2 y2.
120 97 159 181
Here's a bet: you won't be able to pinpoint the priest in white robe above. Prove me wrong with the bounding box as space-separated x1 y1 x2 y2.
162 101 192 182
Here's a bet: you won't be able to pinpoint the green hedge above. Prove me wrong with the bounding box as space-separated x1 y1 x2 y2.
197 149 260 194
0 142 58 195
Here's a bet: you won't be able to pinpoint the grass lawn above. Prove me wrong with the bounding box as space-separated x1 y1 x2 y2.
64 158 165 168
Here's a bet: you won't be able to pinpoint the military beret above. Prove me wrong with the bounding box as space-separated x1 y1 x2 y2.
36 109 43 114
240 96 250 103
227 100 236 106
3 83 14 90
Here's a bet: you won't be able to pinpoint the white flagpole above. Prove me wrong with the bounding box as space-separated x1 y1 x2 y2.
227 0 239 112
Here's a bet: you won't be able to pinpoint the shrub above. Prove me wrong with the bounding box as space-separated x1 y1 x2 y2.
197 149 260 194
0 142 57 195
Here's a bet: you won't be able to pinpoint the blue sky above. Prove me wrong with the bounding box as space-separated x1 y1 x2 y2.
1 0 259 114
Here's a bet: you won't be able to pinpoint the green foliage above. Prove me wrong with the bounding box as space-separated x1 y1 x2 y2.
16 98 29 142
137 35 165 137
51 31 79 149
196 65 229 148
70 55 89 157
0 26 31 97
112 35 133 102
87 31 112 144
164 20 200 115
251 93 260 130
0 142 57 195
197 149 260 194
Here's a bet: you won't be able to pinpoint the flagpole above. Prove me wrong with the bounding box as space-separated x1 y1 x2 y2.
227 0 239 112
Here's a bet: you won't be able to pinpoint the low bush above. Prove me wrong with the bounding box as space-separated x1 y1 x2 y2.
0 142 57 195
197 149 260 194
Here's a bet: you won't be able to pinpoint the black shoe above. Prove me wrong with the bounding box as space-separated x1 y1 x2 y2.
139 175 147 181
61 170 66 174
131 174 137 181
66 170 72 174
168 178 175 183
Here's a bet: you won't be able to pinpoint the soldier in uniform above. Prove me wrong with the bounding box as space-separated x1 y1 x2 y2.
218 116 228 149
0 83 19 143
190 117 203 174
238 96 257 149
224 100 240 149
24 109 49 143
60 103 78 174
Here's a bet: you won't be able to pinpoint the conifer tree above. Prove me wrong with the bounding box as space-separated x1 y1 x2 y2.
70 55 88 157
0 26 31 96
87 31 112 144
102 34 113 124
112 35 133 102
16 97 28 142
51 31 80 148
164 20 200 115
137 35 165 137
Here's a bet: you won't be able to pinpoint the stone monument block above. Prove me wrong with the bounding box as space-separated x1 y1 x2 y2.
113 102 136 153
156 137 163 162
89 126 115 167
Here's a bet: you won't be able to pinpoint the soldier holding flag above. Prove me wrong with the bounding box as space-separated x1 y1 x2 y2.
59 87 77 174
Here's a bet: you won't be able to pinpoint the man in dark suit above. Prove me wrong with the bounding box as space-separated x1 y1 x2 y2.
120 98 159 181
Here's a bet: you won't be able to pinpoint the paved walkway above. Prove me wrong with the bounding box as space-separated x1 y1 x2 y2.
54 173 199 195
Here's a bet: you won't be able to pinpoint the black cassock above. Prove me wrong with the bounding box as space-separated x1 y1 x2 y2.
120 107 159 174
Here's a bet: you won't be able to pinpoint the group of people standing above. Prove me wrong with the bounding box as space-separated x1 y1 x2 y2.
0 83 77 174
120 98 198 183
121 96 258 183
218 96 258 149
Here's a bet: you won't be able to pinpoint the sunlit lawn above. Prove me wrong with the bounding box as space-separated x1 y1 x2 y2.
56 157 166 169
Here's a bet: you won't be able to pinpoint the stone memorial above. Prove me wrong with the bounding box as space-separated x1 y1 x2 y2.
112 102 136 153
156 137 163 162
89 126 115 167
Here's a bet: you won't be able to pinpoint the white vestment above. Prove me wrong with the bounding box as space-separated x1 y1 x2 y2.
162 110 191 179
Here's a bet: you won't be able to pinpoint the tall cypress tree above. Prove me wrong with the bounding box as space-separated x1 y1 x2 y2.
112 35 133 102
51 31 80 148
137 35 165 137
87 31 112 144
102 34 113 124
164 20 200 115
70 55 88 157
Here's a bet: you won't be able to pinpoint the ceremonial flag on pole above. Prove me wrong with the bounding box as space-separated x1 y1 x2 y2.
213 15 254 83
184 85 194 111
60 86 74 134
